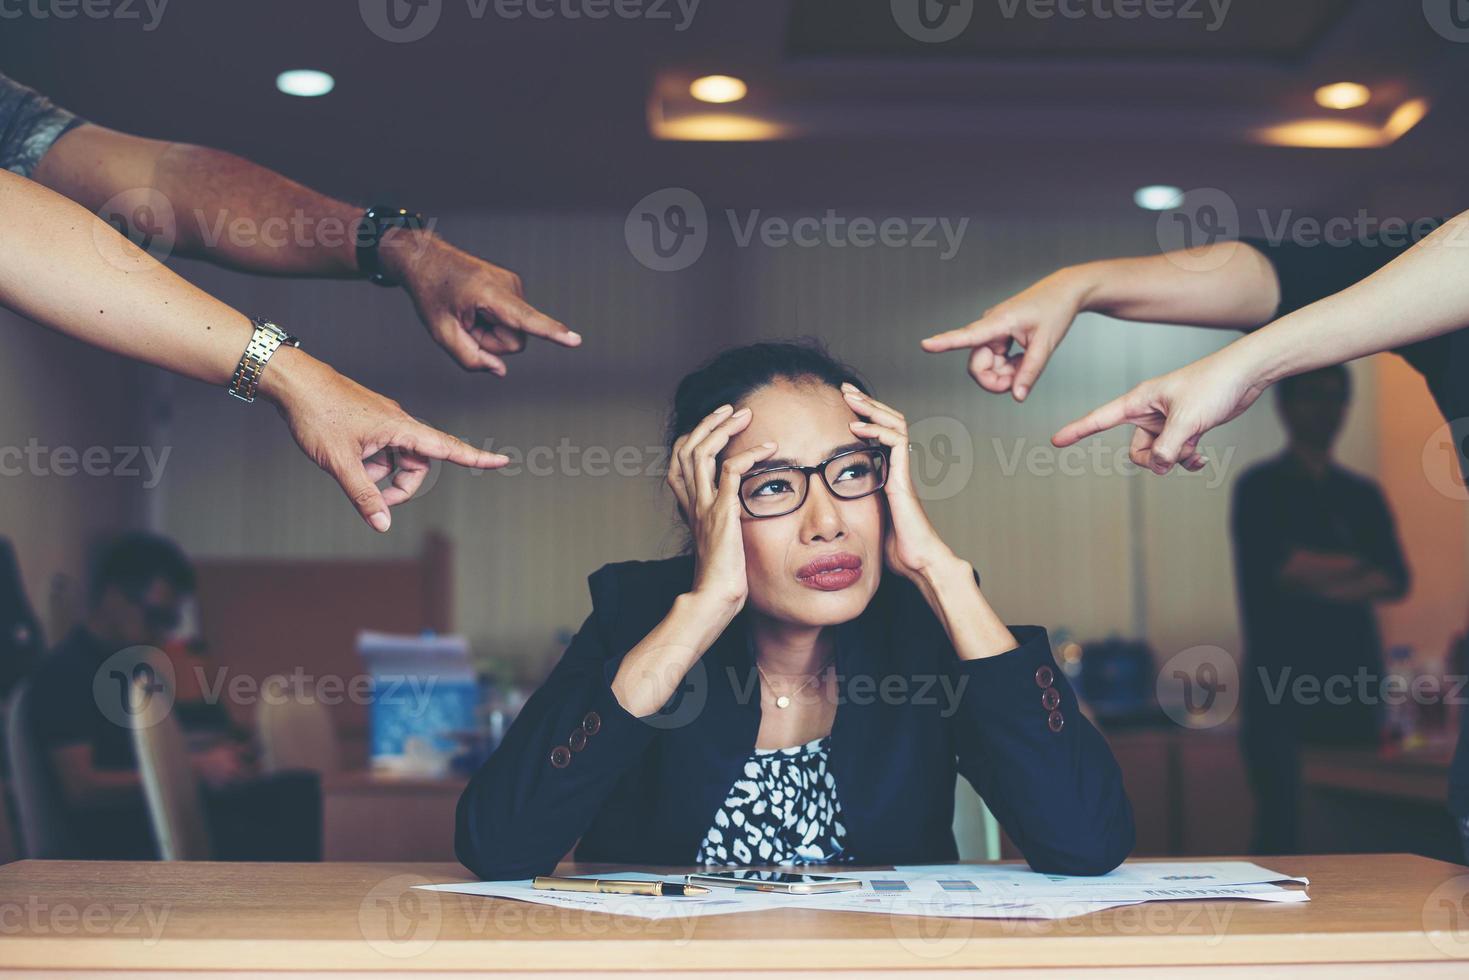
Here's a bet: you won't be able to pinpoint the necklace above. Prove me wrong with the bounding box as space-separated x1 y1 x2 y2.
755 655 836 709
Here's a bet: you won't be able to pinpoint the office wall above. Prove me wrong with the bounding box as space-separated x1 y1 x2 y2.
136 210 1411 682
0 309 147 636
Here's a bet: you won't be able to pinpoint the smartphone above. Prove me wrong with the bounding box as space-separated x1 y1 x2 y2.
685 869 863 894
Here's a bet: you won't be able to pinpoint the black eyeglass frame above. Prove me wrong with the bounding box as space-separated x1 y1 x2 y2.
735 444 892 519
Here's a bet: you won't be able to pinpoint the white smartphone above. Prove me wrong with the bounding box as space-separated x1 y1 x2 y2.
685 869 863 894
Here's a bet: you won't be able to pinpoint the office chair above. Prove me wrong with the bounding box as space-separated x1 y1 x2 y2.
131 666 214 860
3 679 81 858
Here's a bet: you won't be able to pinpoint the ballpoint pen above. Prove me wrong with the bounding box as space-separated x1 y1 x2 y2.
532 875 711 897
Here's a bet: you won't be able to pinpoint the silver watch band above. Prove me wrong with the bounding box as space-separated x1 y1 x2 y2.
228 317 301 403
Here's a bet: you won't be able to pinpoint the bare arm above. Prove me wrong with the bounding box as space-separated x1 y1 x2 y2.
50 741 255 807
0 169 505 530
1312 569 1403 604
50 744 142 807
921 241 1282 400
1278 550 1404 602
34 125 361 276
1053 210 1469 473
33 124 580 372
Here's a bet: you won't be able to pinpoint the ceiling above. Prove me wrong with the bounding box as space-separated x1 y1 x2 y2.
0 0 1465 222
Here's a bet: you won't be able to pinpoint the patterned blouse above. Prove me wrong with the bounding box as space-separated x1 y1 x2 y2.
695 734 851 866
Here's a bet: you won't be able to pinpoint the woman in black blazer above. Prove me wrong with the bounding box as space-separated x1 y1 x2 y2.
456 341 1134 880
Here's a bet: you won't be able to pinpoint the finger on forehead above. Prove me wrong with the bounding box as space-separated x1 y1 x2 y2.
681 406 735 458
689 408 751 459
847 393 904 428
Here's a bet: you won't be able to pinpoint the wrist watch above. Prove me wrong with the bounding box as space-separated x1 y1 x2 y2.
356 205 427 287
227 317 301 403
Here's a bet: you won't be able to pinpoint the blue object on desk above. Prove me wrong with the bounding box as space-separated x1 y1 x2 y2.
358 631 478 774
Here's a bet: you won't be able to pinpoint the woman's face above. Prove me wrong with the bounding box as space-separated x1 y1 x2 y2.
719 379 885 628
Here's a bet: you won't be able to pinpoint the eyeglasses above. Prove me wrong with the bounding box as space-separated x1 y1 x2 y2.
736 445 890 519
122 588 183 634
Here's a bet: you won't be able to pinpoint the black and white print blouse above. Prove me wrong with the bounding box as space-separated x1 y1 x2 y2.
695 734 851 865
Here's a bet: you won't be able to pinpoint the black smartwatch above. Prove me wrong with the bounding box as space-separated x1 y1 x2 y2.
356 205 427 287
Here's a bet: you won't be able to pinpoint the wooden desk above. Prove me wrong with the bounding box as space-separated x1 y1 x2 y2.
0 856 1467 975
1301 747 1452 805
322 771 467 862
1299 748 1462 862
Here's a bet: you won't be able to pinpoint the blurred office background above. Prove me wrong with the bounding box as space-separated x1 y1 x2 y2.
0 0 1466 864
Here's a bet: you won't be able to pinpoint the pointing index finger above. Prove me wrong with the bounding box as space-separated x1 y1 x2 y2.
1052 395 1134 448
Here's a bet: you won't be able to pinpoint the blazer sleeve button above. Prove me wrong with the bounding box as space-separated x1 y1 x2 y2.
569 729 588 752
582 711 602 735
550 745 572 768
1047 709 1065 733
1034 665 1054 688
1041 686 1061 711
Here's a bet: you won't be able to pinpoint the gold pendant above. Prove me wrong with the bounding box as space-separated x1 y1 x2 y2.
775 695 791 709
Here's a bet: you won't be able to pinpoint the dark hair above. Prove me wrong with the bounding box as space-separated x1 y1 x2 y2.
88 532 195 604
1276 364 1351 405
665 339 873 452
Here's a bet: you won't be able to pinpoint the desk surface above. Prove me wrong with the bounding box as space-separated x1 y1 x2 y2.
1 855 1467 972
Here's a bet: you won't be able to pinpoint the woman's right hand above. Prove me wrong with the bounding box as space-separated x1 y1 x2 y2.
666 404 778 612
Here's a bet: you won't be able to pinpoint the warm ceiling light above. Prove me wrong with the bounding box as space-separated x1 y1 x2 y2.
1254 97 1430 149
275 69 335 98
689 75 748 104
654 113 785 141
1133 185 1184 211
1314 82 1371 111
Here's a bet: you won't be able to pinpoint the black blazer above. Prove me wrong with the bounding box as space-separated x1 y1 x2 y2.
455 555 1134 880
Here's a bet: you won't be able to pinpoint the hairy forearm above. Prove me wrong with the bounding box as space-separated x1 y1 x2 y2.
35 123 364 277
610 592 739 717
155 142 364 275
1225 210 1469 389
913 556 1018 661
1067 242 1282 329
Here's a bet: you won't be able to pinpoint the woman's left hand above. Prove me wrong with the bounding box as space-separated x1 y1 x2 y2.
841 383 959 584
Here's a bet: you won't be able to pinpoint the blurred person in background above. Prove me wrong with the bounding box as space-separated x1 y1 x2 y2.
24 532 320 860
1233 366 1409 854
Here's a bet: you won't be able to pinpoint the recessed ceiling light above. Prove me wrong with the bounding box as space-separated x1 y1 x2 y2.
1314 82 1371 111
276 69 335 98
689 75 748 104
1134 185 1184 211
